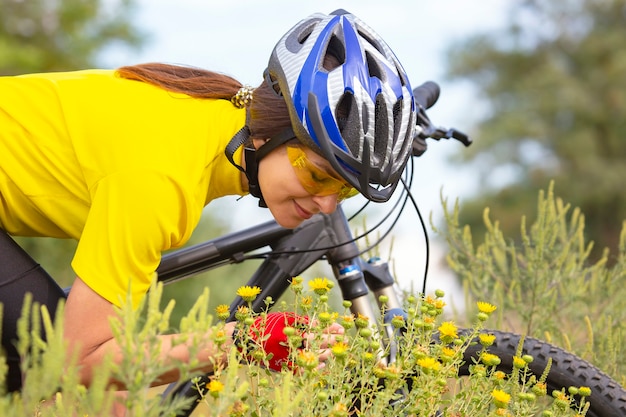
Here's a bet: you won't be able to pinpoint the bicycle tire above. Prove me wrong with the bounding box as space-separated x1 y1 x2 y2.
459 329 626 417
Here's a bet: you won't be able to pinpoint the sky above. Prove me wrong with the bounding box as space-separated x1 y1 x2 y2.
104 0 513 307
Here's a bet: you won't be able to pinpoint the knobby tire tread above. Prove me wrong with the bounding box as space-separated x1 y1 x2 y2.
459 329 626 417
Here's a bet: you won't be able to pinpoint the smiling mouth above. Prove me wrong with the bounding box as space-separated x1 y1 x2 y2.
294 201 313 220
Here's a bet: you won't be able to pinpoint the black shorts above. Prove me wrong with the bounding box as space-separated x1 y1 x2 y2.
0 229 66 392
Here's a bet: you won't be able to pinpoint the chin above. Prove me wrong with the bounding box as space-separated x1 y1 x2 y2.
267 206 302 229
274 217 303 229
273 211 304 229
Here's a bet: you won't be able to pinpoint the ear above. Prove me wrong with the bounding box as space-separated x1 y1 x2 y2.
252 138 270 150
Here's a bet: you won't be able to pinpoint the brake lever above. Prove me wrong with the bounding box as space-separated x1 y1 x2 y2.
412 125 471 157
411 81 472 157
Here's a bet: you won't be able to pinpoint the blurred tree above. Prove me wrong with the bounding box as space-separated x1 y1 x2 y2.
445 0 626 262
0 0 144 75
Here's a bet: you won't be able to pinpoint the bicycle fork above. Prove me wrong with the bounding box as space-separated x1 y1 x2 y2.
322 210 406 367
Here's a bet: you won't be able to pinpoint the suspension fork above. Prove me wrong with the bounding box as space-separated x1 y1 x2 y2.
323 210 405 365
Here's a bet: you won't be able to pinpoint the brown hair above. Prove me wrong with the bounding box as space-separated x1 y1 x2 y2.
116 63 291 141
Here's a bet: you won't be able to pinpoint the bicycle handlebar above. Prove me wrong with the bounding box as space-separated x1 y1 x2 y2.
413 81 440 110
411 81 472 156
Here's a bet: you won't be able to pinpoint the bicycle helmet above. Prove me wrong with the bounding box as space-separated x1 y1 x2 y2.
264 9 416 202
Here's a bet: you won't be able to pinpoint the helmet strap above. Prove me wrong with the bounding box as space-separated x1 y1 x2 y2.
225 126 267 207
225 126 297 208
254 127 297 161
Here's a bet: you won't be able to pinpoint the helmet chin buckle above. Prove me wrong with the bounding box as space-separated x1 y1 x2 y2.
243 147 267 208
225 126 268 208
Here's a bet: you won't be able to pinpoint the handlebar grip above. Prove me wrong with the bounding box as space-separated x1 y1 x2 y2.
413 81 440 110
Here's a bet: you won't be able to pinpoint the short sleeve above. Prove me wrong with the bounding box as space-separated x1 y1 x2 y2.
72 170 200 307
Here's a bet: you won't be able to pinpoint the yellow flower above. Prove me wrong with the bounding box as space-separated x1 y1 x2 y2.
491 389 511 408
339 314 354 329
308 277 332 295
213 328 227 345
330 402 348 417
532 381 547 396
290 276 304 294
513 355 527 369
208 380 224 398
480 352 501 366
417 357 441 372
477 301 497 314
331 341 350 358
391 314 405 329
362 351 375 363
440 347 457 359
237 286 262 302
234 305 251 321
355 313 369 328
438 321 458 342
479 333 496 346
553 390 569 401
296 350 319 370
215 304 230 321
494 370 507 380
385 364 401 380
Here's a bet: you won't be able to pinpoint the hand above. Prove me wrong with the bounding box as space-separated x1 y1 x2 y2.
244 312 344 371
304 321 344 366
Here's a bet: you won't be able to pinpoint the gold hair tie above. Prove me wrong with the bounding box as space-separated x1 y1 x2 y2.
231 85 254 109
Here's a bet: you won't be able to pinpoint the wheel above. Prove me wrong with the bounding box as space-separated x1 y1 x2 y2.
460 329 626 417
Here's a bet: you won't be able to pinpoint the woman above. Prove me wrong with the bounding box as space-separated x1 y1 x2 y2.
0 9 416 394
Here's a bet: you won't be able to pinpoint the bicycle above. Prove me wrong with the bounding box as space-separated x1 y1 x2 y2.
149 81 626 417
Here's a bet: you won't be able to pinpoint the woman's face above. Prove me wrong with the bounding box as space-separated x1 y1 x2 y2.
254 140 350 228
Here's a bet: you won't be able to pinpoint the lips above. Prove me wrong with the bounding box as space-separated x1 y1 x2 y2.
294 201 313 220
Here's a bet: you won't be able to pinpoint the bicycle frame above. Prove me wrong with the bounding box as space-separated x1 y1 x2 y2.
157 205 405 414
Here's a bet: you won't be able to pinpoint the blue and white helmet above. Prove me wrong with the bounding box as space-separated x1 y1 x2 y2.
265 9 416 202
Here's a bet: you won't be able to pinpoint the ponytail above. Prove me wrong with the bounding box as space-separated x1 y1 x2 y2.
116 62 292 142
116 63 242 99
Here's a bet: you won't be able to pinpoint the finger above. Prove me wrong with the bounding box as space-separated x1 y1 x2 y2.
318 348 333 362
325 322 345 334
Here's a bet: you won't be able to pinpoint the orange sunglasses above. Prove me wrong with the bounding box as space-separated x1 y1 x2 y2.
286 145 359 201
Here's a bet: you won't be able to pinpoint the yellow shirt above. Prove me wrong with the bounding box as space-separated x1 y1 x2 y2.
0 69 246 306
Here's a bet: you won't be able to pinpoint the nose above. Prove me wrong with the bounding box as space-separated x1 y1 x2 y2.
312 194 339 214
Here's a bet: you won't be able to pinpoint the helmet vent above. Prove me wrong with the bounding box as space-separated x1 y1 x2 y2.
392 99 403 140
357 29 386 56
297 19 321 44
395 62 410 87
374 95 389 163
298 31 312 45
263 69 283 97
323 35 345 69
336 93 362 154
335 93 353 132
365 51 384 80
284 19 321 54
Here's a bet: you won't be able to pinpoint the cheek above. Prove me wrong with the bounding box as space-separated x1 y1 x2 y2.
258 157 301 199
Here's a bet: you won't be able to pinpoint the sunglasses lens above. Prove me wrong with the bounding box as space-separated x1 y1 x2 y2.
287 146 357 201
